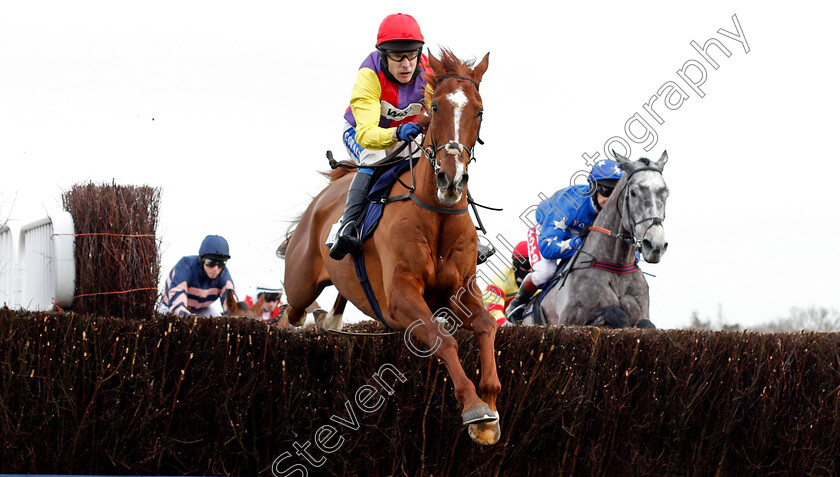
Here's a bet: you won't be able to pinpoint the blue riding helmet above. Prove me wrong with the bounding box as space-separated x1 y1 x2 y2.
588 159 624 185
199 235 230 259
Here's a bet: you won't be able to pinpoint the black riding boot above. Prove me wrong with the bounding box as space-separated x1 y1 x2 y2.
329 172 372 260
506 273 537 324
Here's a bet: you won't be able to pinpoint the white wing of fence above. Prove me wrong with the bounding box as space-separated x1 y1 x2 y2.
15 211 76 311
0 222 17 307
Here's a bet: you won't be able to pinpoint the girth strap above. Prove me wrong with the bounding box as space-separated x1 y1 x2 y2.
352 252 393 330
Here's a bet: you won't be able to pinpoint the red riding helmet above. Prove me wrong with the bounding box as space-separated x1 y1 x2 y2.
513 240 528 261
376 13 424 50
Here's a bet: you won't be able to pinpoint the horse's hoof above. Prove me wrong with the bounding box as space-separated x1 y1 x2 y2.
462 403 497 425
468 413 501 446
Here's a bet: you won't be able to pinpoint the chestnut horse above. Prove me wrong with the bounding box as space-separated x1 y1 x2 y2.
277 49 500 445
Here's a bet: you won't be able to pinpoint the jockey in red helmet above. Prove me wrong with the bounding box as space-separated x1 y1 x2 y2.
329 13 495 265
330 13 430 261
482 241 533 326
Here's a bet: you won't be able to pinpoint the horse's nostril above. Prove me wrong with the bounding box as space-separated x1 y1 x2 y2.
454 173 469 192
642 239 652 251
437 171 450 189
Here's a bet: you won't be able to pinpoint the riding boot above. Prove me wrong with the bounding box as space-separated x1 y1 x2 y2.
506 273 537 324
329 171 372 260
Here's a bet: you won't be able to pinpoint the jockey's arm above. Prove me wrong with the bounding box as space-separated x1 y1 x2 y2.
350 68 397 150
536 198 584 261
166 281 191 316
164 259 193 316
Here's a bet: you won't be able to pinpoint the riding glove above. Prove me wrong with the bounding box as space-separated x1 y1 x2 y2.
396 123 422 141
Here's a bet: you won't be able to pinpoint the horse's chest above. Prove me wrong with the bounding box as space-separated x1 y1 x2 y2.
421 252 460 293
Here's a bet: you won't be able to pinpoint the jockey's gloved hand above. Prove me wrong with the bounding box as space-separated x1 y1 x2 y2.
577 228 590 241
396 122 422 142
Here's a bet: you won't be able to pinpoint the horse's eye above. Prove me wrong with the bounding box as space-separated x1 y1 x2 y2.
431 104 438 113
630 189 637 198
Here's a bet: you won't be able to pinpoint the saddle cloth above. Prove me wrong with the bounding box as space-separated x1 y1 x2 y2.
325 157 419 247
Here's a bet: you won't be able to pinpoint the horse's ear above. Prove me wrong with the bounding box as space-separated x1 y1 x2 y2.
472 52 490 83
428 51 443 76
611 149 632 170
252 294 266 314
656 150 668 170
225 291 238 314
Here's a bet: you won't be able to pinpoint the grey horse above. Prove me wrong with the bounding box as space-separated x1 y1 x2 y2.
524 150 669 328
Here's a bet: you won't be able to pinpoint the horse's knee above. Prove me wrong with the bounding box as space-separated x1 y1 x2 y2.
636 319 656 329
595 306 629 329
283 306 306 327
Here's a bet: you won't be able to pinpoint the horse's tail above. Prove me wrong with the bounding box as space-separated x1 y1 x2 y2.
277 165 354 258
277 211 304 259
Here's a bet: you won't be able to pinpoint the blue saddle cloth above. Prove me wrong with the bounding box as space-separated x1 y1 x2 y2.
358 157 419 242
523 255 576 324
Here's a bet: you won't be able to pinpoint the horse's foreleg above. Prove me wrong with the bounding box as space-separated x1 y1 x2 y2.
470 311 501 410
458 293 502 446
389 277 485 419
317 294 347 330
280 305 307 327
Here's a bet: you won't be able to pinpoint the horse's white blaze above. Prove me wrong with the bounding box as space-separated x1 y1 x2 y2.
447 88 468 144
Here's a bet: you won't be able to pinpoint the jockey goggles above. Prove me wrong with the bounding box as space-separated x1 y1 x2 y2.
384 50 420 62
202 257 227 269
262 292 281 302
597 184 615 197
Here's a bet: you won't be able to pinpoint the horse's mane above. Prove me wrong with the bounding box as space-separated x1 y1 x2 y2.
425 47 477 90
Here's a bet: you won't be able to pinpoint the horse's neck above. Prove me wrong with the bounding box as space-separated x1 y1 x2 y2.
414 153 440 201
587 194 635 264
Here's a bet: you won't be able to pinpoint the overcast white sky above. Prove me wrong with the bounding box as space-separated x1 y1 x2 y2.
2 1 838 329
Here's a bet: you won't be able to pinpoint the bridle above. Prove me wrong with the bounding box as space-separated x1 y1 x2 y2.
591 166 665 252
422 74 484 175
615 166 666 250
